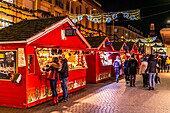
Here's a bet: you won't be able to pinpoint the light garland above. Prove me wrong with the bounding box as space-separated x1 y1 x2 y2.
70 9 140 23
125 36 158 43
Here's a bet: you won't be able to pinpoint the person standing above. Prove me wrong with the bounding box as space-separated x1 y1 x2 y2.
113 56 121 83
139 57 148 87
146 55 157 90
49 57 60 105
128 53 138 87
123 57 129 84
60 55 69 102
165 57 170 72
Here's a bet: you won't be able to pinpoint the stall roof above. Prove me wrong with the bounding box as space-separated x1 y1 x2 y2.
126 42 135 52
85 36 114 51
112 42 125 51
0 16 66 42
0 16 91 49
86 36 106 48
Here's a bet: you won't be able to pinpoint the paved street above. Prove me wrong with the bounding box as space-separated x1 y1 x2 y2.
1 73 170 113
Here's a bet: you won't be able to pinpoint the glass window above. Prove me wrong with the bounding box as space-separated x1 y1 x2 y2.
28 55 35 74
2 0 13 3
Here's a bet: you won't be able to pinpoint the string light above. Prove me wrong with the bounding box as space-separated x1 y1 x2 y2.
70 9 140 23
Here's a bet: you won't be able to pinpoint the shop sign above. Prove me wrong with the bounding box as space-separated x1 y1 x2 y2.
105 42 112 46
65 29 76 36
18 48 26 67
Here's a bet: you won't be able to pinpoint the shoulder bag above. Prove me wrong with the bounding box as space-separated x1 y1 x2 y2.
46 70 56 80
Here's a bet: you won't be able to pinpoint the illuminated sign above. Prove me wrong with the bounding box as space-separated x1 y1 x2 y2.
65 29 76 36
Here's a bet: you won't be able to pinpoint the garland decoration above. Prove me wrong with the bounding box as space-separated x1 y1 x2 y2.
70 9 140 23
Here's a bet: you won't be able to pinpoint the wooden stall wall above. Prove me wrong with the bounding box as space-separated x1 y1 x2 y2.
86 53 96 83
0 44 27 108
96 52 111 83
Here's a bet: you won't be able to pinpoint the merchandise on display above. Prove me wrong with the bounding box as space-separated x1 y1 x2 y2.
36 48 88 72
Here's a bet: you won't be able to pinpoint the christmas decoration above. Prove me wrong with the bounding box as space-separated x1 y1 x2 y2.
70 9 140 23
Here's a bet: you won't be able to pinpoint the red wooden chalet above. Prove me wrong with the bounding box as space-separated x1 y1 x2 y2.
85 36 115 83
0 16 91 108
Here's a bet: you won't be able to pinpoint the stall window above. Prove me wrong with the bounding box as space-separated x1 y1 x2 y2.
28 54 35 74
0 50 17 80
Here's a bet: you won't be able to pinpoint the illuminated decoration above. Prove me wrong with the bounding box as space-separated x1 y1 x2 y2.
126 36 157 43
78 15 83 21
93 18 98 23
70 9 140 23
106 17 111 23
72 18 77 23
87 15 92 21
112 14 118 19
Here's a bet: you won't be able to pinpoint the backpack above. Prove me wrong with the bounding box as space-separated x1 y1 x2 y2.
114 60 121 69
130 61 136 69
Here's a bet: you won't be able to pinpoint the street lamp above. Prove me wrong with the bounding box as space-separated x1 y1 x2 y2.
69 0 77 15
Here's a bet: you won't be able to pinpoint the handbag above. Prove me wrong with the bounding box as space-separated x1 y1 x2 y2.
46 70 56 80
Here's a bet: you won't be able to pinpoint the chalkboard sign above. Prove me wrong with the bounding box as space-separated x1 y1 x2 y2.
0 50 17 80
65 29 76 36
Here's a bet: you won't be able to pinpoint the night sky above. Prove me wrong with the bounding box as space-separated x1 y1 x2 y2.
96 0 170 39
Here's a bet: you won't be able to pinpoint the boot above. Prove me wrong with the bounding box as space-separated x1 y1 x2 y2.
50 97 56 106
55 96 59 105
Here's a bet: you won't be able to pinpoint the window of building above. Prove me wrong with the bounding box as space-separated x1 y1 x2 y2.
40 5 49 12
2 0 13 3
79 6 82 14
55 11 61 16
28 54 35 74
45 0 52 3
55 0 63 9
76 7 79 14
86 8 88 14
23 0 34 10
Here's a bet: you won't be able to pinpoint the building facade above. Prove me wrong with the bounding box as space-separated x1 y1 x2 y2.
0 0 106 37
107 23 146 42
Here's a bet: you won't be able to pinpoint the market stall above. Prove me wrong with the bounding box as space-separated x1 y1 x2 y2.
111 42 127 76
126 41 141 66
0 16 91 108
85 36 114 83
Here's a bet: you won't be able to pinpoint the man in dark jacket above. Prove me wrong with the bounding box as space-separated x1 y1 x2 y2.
60 55 69 102
128 53 138 87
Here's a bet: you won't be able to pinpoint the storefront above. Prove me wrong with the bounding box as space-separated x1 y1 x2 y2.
0 16 91 108
85 36 114 83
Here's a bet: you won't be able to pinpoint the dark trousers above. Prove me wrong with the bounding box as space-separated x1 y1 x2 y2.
125 73 130 82
142 74 148 87
50 79 58 97
61 77 68 100
130 74 136 86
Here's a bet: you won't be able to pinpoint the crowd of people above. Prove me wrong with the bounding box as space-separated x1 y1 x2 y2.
113 53 162 90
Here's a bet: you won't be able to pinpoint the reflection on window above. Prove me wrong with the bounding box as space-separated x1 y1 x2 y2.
28 55 35 74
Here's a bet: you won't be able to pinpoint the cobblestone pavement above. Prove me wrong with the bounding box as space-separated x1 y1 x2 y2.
1 73 170 113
